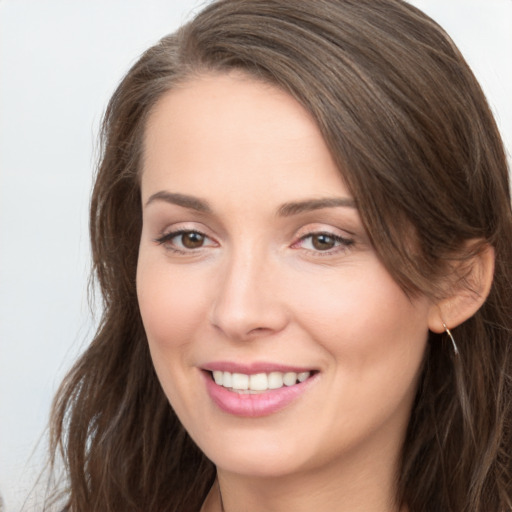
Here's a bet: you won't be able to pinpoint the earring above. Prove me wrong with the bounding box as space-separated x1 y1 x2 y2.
443 322 459 356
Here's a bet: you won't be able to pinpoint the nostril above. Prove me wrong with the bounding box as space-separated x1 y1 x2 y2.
248 326 269 335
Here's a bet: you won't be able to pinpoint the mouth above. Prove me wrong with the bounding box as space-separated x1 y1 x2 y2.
201 366 319 417
207 369 315 394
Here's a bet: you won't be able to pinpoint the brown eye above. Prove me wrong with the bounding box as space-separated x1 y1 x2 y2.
155 229 216 252
311 233 336 251
181 231 205 249
295 231 354 254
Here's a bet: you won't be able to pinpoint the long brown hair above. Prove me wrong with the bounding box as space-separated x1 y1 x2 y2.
48 1 512 510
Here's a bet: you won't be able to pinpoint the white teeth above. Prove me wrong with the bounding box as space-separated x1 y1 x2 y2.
268 371 284 389
298 371 309 382
282 372 297 386
211 370 312 391
232 373 249 390
249 373 268 391
223 371 233 388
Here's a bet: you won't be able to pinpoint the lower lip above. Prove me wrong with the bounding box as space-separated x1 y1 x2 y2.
203 372 316 417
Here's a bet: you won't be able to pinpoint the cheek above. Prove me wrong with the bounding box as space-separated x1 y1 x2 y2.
136 256 213 413
290 264 429 444
292 261 430 369
136 257 209 350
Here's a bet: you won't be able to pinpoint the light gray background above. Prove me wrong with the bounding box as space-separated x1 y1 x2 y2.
1 1 511 510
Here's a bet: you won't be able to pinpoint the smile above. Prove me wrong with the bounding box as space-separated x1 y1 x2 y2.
202 366 318 417
212 370 311 393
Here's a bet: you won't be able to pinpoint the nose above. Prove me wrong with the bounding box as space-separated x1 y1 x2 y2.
210 247 289 341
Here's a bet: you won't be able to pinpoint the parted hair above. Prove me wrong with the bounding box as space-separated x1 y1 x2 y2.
48 1 512 511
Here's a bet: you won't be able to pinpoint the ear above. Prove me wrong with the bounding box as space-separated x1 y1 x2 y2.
428 242 495 333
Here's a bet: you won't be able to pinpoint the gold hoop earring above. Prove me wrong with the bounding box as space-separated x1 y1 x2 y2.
443 322 459 356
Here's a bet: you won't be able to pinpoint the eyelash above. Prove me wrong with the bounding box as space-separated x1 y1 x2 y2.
154 229 217 254
155 229 354 256
294 232 354 256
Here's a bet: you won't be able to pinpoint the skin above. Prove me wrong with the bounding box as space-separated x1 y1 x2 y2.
137 73 435 511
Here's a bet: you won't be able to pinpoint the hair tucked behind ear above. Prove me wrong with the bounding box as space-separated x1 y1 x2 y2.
47 1 512 511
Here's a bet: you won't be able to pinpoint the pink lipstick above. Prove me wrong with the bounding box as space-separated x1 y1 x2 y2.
201 362 318 417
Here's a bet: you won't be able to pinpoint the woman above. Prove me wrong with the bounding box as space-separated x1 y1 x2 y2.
47 0 512 511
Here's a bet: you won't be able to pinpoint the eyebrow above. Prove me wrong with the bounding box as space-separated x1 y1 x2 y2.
277 197 356 217
145 191 212 212
145 191 356 216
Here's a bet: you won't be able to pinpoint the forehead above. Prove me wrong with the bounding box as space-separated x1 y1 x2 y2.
141 73 348 204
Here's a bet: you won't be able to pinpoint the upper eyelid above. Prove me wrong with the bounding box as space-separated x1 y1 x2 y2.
155 228 214 243
294 232 353 246
152 222 356 245
297 228 352 238
294 223 356 239
155 221 213 238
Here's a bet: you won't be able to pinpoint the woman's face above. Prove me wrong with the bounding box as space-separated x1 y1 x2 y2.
137 73 432 478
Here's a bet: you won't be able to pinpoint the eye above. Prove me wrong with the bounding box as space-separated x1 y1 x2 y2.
155 229 216 252
295 232 353 253
177 231 206 249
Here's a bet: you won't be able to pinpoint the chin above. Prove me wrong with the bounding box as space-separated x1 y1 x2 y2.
189 423 328 479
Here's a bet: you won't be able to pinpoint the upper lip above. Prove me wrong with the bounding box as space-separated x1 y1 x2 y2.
201 361 316 374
